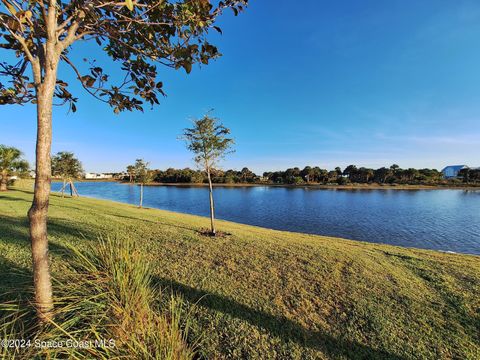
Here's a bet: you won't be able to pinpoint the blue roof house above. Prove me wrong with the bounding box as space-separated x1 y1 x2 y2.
441 165 468 178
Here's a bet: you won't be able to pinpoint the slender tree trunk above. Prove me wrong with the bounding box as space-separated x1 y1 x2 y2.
139 183 144 208
69 180 73 197
206 167 216 236
61 179 66 197
28 64 58 322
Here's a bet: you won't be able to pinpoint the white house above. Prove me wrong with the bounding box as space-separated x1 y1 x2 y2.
84 172 113 180
441 165 468 178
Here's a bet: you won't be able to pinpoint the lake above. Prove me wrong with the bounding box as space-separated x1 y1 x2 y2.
51 182 480 255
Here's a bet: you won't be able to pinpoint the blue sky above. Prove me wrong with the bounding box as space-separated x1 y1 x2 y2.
2 0 480 173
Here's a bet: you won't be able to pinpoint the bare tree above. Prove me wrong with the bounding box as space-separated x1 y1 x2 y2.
0 0 247 321
181 115 234 236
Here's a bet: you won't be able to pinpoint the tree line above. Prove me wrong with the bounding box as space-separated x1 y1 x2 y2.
263 165 446 185
459 168 480 182
126 167 258 184
123 164 479 186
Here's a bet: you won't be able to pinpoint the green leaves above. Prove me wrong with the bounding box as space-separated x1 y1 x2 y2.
0 0 248 114
132 159 154 184
181 115 235 169
0 145 29 176
51 152 84 179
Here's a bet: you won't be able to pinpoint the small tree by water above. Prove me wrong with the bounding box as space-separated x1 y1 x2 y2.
181 115 234 236
133 159 154 208
51 152 83 197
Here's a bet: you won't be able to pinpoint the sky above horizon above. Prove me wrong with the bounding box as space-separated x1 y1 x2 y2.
2 0 480 174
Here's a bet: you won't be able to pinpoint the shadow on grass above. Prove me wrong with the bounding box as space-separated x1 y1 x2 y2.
0 256 32 302
7 188 33 195
154 277 405 360
0 215 85 305
0 194 33 203
0 215 97 247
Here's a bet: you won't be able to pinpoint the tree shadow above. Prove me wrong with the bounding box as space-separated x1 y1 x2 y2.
0 255 33 304
8 188 33 195
0 215 95 265
0 194 32 203
0 215 87 305
153 276 405 360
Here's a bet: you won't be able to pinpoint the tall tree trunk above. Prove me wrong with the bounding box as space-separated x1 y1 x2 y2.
28 67 57 322
69 180 73 197
139 183 144 208
207 168 216 236
0 171 7 191
61 179 66 197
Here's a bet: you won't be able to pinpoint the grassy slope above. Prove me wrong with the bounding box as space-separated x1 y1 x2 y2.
0 189 479 359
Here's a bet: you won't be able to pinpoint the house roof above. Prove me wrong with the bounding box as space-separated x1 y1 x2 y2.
441 165 468 172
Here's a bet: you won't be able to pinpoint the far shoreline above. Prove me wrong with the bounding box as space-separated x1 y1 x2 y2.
136 182 480 191
54 179 480 190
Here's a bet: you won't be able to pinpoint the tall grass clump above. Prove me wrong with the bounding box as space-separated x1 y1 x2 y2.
0 236 195 359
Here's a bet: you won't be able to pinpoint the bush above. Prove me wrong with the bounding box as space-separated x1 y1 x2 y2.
293 177 305 185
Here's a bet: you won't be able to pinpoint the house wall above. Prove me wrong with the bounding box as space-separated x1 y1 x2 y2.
442 166 467 178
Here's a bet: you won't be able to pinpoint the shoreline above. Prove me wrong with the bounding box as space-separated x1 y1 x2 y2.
137 182 480 191
49 179 480 190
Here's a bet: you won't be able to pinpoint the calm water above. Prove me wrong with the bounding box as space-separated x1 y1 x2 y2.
51 182 480 255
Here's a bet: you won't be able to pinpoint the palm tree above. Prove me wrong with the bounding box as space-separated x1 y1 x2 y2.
0 145 29 191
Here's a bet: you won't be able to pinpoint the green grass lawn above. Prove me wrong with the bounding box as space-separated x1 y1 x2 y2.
0 188 479 359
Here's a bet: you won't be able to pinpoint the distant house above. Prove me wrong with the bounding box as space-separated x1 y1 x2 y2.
84 172 113 180
441 165 468 178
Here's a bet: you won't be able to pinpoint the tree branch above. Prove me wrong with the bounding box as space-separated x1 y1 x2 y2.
61 54 109 103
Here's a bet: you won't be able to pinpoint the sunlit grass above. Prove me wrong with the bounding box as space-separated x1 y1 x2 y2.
0 187 479 359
